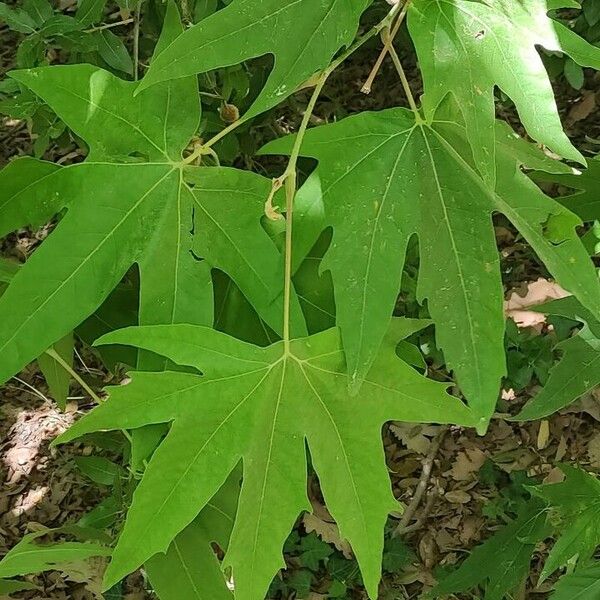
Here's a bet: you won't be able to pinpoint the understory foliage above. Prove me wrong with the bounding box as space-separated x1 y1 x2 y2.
1 0 600 598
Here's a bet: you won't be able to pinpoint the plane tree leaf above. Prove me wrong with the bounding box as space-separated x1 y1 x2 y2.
515 297 600 421
146 519 232 600
0 156 61 237
408 0 600 183
532 465 600 581
137 0 370 119
54 323 475 600
261 107 600 431
0 0 306 386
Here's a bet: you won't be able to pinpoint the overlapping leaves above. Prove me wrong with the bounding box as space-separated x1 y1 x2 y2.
263 105 600 431
0 0 306 386
138 0 370 118
145 472 239 600
533 465 600 581
55 320 474 599
432 499 550 599
2 0 600 598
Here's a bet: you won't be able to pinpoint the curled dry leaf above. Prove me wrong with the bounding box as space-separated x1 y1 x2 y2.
444 490 471 504
587 433 600 468
302 513 353 559
566 90 597 126
448 447 487 481
505 278 570 329
389 423 440 455
564 391 600 421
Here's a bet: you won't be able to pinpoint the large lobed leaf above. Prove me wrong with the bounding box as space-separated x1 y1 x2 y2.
409 0 600 183
0 0 306 386
0 528 110 579
550 562 600 600
533 156 600 223
145 471 239 600
138 0 370 119
262 105 600 431
55 321 475 599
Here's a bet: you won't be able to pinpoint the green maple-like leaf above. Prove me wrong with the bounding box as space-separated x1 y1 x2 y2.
550 562 600 600
0 156 61 233
0 0 306 386
55 320 475 599
516 297 600 421
408 0 600 183
138 0 369 118
262 106 600 430
432 499 550 600
533 466 600 581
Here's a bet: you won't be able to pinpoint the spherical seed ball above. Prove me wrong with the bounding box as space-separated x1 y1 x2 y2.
220 103 240 123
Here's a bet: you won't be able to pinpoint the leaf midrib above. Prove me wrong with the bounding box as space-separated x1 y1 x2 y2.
109 365 275 584
420 125 485 405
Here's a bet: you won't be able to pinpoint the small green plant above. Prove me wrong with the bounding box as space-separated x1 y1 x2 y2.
1 0 600 598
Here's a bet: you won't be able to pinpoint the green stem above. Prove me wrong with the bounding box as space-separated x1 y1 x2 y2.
133 3 142 82
362 0 412 94
85 18 134 32
388 43 421 119
45 348 102 404
192 1 403 161
46 348 137 453
203 118 247 150
279 1 404 348
281 74 328 349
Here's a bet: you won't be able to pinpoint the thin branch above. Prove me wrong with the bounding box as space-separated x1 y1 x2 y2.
85 18 134 32
11 377 49 403
196 0 403 156
180 0 191 24
394 426 448 536
280 74 328 348
133 3 142 82
44 348 102 404
362 0 412 94
388 42 421 119
399 484 438 535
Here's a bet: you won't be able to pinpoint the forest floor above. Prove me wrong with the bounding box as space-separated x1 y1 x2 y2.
2 12 600 600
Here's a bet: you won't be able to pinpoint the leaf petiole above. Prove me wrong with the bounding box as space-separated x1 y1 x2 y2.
44 347 101 404
362 0 412 94
386 33 422 120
